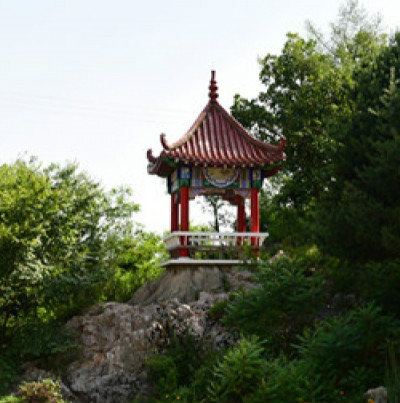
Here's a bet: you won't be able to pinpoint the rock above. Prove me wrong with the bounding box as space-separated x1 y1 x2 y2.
365 386 388 403
129 266 256 305
18 364 55 384
21 267 254 403
64 295 239 403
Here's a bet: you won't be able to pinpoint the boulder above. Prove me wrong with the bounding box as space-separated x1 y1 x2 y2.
64 293 238 403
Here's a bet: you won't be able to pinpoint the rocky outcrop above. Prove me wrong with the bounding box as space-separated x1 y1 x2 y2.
64 292 239 403
20 267 255 403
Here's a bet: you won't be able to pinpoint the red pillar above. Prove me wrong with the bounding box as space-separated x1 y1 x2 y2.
236 196 246 246
171 193 178 232
238 200 246 232
251 188 260 254
180 186 189 257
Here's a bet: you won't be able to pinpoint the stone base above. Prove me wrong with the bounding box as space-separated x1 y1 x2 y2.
129 264 256 305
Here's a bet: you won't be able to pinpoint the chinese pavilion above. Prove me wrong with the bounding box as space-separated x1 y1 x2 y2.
147 71 286 267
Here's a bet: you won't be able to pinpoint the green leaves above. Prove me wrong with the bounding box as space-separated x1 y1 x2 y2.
208 336 266 403
0 158 140 337
223 254 326 355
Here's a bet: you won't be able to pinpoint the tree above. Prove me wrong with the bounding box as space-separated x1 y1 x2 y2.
317 37 400 261
198 195 233 232
0 158 138 342
231 0 390 255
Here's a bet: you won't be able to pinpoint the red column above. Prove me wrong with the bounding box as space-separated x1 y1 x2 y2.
236 196 246 246
251 188 260 254
180 186 189 257
171 193 178 232
238 200 246 232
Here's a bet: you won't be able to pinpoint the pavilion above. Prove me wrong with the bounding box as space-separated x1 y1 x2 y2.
147 71 286 268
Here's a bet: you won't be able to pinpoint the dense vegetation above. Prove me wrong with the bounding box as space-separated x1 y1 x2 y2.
1 2 400 402
0 159 166 396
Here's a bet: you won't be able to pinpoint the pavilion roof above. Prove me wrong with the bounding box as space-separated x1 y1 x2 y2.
147 71 286 176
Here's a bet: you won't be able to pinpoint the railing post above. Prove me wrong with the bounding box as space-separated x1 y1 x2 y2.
180 186 189 257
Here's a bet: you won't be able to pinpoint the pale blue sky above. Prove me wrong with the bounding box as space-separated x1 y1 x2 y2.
1 0 399 232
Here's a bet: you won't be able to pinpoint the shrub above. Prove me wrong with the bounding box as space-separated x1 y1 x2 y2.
207 300 229 321
296 303 400 400
224 254 326 355
147 355 178 397
207 336 266 403
0 356 18 396
0 395 22 403
146 331 219 400
385 341 400 403
17 379 64 403
359 259 400 316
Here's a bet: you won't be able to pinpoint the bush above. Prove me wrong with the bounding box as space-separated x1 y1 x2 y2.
207 336 266 403
296 303 400 400
146 331 221 402
0 356 18 396
359 259 400 316
147 355 178 397
385 341 400 403
249 356 329 403
224 254 326 355
17 379 65 403
0 395 22 403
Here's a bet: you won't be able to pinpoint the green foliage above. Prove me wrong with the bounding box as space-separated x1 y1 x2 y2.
9 322 79 371
147 332 221 403
296 303 399 399
197 195 233 232
0 356 18 397
207 336 265 403
0 158 166 392
358 259 400 315
224 253 326 355
102 229 166 302
0 396 22 403
17 379 65 403
0 158 138 337
147 355 178 396
385 341 400 403
249 357 316 403
231 0 400 265
207 300 229 321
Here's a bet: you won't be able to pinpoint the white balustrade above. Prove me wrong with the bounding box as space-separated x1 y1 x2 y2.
163 231 268 260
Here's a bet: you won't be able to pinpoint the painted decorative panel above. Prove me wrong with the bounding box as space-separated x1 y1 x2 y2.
192 167 203 188
171 170 178 193
239 168 251 188
203 167 238 188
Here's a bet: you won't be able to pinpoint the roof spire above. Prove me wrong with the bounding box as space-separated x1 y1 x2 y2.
208 70 218 102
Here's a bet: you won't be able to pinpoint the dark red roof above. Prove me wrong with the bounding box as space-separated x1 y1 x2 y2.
147 71 285 176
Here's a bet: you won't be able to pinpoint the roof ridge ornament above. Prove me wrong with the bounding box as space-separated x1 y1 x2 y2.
208 70 218 102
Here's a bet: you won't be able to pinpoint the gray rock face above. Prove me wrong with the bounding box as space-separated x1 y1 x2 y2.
21 267 254 403
129 266 255 305
65 292 238 403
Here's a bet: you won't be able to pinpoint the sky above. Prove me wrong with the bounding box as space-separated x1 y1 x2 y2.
1 0 399 233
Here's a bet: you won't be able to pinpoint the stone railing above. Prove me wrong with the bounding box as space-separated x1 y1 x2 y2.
164 231 268 260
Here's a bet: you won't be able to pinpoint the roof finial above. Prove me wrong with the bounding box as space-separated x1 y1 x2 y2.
208 70 218 102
